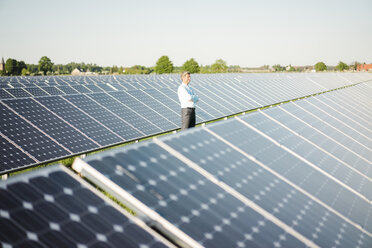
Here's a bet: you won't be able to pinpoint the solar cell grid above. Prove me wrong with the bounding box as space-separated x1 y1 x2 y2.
207 117 372 233
0 165 172 248
109 91 177 132
244 108 372 200
197 84 242 113
4 98 99 153
74 142 307 248
292 100 371 160
71 85 92 93
319 90 372 126
87 92 159 136
128 89 180 128
0 89 14 99
84 84 105 93
36 96 124 146
63 94 144 140
161 127 372 247
5 88 32 98
0 102 70 166
193 85 233 116
0 135 36 171
24 87 49 97
277 103 372 178
207 83 252 110
305 97 372 149
56 85 80 95
40 86 65 96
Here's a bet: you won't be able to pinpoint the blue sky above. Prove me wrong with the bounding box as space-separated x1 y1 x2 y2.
1 0 371 67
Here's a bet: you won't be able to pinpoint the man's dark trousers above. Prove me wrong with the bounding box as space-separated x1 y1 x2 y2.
181 108 195 130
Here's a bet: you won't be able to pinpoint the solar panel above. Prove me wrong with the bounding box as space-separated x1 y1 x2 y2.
5 88 32 98
1 74 371 175
109 91 177 132
274 102 372 178
162 125 372 246
126 90 179 130
85 84 105 93
73 122 372 247
56 85 80 95
35 96 124 146
71 85 92 94
0 89 14 99
0 165 173 248
0 135 36 171
40 86 65 95
23 87 49 97
3 98 99 153
247 107 372 199
86 92 160 136
0 102 70 173
207 116 372 233
73 142 309 248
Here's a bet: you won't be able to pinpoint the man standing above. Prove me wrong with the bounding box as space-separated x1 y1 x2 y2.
178 71 199 130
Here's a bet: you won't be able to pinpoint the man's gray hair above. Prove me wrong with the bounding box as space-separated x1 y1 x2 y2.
181 71 190 79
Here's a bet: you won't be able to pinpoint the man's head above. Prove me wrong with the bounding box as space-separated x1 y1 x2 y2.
181 71 191 85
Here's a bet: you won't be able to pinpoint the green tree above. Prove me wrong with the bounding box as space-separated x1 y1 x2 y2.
38 56 53 75
182 58 200 73
17 61 27 75
21 68 29 76
228 65 241 72
5 58 17 75
272 64 285 72
336 61 349 71
210 59 228 73
110 65 119 74
154 56 173 74
124 65 152 74
27 64 39 75
315 62 327 72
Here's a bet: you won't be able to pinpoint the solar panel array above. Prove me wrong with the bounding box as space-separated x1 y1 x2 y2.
0 165 174 248
72 81 372 248
1 73 372 174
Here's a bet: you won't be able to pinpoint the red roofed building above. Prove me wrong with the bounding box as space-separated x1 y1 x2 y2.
357 64 372 71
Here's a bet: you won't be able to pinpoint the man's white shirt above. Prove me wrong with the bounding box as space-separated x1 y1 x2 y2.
178 83 199 108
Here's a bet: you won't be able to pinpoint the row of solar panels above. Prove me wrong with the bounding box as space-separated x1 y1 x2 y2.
1 73 372 174
1 82 371 247
1 73 372 91
72 81 372 247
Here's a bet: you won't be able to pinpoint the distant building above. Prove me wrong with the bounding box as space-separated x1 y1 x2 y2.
357 64 372 71
71 68 81 76
0 57 5 71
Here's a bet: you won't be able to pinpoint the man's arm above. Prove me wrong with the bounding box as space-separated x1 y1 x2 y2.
178 86 193 102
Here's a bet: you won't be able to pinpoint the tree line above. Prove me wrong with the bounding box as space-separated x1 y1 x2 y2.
0 55 367 76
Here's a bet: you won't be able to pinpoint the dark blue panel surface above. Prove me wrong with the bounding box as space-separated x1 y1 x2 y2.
24 87 49 97
40 86 65 96
36 96 124 146
56 86 79 95
0 136 35 173
209 117 372 234
163 127 372 248
5 88 32 98
87 92 160 136
82 142 306 248
109 91 175 132
258 106 372 199
63 94 143 140
0 103 70 164
276 103 372 179
0 89 14 99
127 90 179 130
0 166 170 248
4 98 99 153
